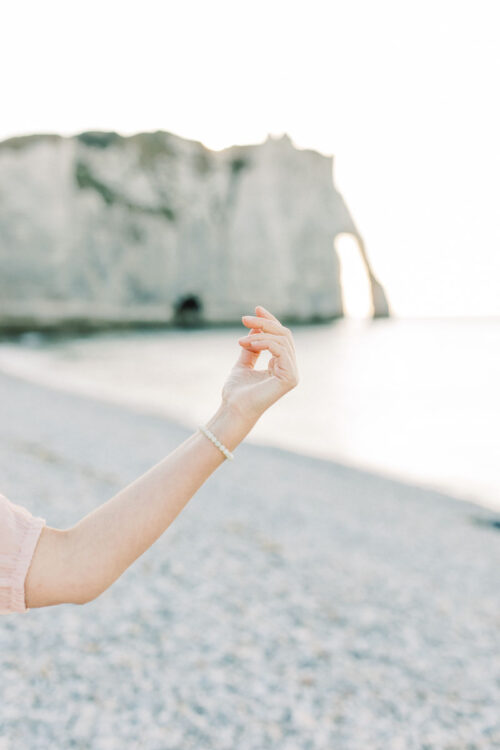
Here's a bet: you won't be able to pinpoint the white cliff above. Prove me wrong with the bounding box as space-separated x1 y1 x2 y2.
0 130 389 330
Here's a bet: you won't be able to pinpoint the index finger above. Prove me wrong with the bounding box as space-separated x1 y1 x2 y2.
241 315 283 335
255 304 281 323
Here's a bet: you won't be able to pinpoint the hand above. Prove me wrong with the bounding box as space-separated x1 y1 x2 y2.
220 304 300 422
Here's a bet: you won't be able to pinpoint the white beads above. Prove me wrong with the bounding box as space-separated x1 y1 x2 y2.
198 425 234 460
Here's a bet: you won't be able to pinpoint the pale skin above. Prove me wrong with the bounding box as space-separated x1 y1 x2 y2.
24 305 299 609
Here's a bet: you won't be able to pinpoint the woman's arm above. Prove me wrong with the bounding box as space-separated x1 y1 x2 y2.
25 402 257 608
24 304 299 609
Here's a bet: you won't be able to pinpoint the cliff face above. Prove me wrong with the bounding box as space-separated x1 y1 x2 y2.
0 130 388 330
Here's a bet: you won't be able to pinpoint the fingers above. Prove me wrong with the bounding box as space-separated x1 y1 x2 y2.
236 339 261 367
241 313 295 351
255 304 280 322
238 331 293 357
239 334 299 388
236 322 262 367
242 315 290 337
243 305 282 328
238 328 295 356
237 306 299 388
239 336 287 359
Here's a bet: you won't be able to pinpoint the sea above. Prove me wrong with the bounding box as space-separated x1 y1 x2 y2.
0 317 498 511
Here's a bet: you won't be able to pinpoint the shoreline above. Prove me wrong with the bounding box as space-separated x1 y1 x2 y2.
0 329 497 514
0 365 493 521
0 366 498 526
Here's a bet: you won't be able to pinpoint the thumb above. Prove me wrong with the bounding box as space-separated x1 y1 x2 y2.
236 327 261 368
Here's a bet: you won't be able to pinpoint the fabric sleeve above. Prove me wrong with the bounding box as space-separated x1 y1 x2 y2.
0 492 46 614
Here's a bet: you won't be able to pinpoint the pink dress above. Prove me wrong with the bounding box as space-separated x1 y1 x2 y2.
0 492 46 614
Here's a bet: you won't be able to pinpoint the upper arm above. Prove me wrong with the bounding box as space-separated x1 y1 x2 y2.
24 526 79 608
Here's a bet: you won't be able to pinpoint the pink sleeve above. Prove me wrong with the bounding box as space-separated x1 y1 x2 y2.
0 492 46 614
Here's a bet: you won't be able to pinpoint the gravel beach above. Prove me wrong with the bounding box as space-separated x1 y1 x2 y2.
1 370 499 750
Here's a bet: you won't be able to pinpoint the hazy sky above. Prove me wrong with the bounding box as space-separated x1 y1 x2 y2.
2 0 499 316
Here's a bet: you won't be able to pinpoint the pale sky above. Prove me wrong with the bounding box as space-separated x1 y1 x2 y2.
1 0 499 316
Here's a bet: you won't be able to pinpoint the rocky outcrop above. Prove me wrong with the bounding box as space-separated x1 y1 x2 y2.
0 130 389 331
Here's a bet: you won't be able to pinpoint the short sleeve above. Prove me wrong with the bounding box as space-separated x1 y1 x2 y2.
0 492 46 614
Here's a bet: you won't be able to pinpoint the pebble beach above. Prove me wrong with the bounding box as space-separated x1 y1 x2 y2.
1 370 499 749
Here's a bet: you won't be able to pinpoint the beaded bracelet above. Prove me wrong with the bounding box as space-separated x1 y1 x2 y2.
198 425 234 460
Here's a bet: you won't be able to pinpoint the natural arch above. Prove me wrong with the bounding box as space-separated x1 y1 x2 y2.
335 233 390 319
173 294 204 327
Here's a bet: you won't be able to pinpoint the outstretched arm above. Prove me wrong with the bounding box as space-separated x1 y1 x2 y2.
25 402 257 607
24 305 299 609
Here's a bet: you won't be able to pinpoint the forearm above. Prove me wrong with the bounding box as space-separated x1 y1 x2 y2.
25 304 299 610
26 401 257 608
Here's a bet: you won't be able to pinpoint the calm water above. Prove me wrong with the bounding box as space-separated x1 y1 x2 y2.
0 318 498 510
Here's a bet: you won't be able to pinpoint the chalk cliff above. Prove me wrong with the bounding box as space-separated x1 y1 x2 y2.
0 130 389 331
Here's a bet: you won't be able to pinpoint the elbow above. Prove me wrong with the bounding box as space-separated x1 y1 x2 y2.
24 526 106 609
65 576 106 607
58 528 106 606
69 589 102 606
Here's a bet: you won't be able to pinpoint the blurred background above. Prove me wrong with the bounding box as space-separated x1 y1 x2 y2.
0 0 498 509
1 2 499 748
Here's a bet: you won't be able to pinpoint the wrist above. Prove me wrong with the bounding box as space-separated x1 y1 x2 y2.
205 400 259 454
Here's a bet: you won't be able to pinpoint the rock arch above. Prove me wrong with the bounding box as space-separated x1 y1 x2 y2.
335 232 390 318
355 235 390 318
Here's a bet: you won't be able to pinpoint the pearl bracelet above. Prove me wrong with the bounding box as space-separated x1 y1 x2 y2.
198 425 234 460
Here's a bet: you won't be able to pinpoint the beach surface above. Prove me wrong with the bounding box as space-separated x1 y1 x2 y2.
0 370 499 749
